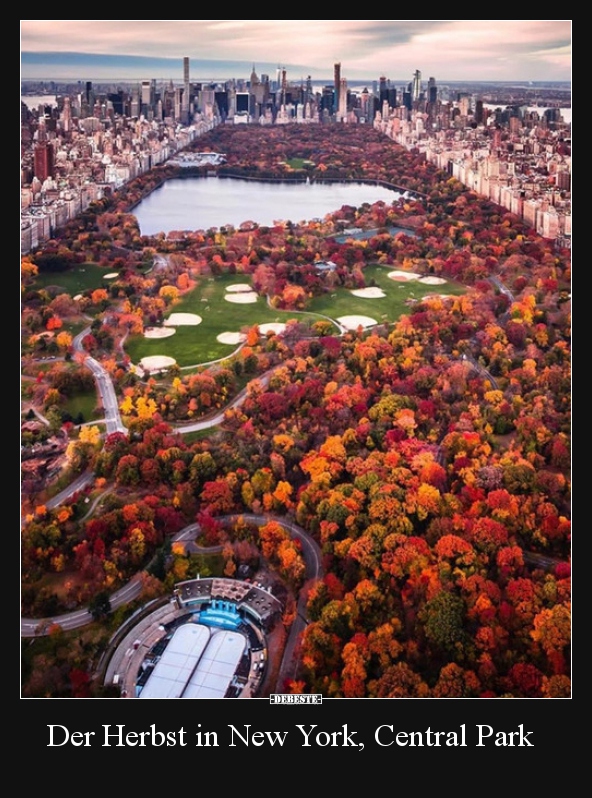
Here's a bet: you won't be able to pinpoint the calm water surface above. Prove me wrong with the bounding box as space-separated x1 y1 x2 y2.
133 177 405 235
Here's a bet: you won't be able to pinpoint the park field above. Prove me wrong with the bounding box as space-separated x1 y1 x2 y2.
124 267 467 370
33 263 121 295
123 272 333 369
307 263 466 322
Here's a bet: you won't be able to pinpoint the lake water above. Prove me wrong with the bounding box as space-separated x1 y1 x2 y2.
132 177 405 235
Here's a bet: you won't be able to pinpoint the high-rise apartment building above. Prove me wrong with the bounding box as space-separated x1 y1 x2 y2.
458 93 471 117
214 90 229 120
379 76 388 108
412 70 422 103
174 87 183 121
235 92 249 114
427 77 437 104
33 118 54 181
338 78 347 120
334 62 341 115
475 99 484 125
360 87 370 120
60 96 72 133
320 85 334 115
199 88 216 120
141 80 155 114
182 57 191 124
85 81 94 110
130 88 140 118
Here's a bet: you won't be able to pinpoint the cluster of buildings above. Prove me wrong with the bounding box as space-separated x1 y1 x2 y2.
21 58 571 254
20 91 219 253
374 93 571 245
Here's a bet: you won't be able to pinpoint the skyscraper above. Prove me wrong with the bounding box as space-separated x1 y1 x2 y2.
182 57 190 123
60 96 72 133
33 117 54 181
141 80 155 116
305 75 313 105
338 78 347 120
427 77 437 104
412 70 422 103
85 81 94 111
334 62 341 115
475 99 484 125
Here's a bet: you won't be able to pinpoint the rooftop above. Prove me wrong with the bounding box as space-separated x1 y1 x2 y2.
138 623 246 699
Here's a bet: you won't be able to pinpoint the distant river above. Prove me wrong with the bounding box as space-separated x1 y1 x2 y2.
132 177 406 235
21 94 58 109
483 103 571 124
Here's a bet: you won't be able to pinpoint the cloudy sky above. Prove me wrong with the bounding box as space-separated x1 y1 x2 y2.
21 20 571 83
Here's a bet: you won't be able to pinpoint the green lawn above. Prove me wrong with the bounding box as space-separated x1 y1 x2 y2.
63 390 98 423
285 158 314 170
307 264 467 323
181 428 221 444
124 272 334 368
124 268 467 369
33 263 120 295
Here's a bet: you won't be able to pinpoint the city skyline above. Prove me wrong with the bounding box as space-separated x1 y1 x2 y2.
21 20 572 83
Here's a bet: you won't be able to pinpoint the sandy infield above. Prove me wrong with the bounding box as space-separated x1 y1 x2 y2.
259 323 287 335
419 276 447 285
225 292 258 304
337 315 378 330
164 313 202 326
144 327 176 339
226 283 254 293
350 287 386 298
139 355 176 372
216 331 247 345
387 270 421 281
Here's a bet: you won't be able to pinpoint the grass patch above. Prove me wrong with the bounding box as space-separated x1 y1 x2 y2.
124 272 334 368
180 427 224 444
33 263 120 295
307 263 467 322
194 551 225 577
285 158 314 170
63 390 98 423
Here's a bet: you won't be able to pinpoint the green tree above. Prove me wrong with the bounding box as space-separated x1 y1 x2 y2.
420 591 468 656
88 591 112 621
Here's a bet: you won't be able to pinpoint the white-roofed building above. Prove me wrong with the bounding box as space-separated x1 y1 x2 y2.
139 623 247 699
181 629 246 699
138 623 211 698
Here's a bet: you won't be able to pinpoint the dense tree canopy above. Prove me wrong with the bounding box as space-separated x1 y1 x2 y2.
21 123 570 698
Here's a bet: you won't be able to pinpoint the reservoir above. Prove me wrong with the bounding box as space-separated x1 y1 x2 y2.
132 176 406 235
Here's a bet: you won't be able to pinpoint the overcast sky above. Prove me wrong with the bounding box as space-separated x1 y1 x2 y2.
21 20 572 83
